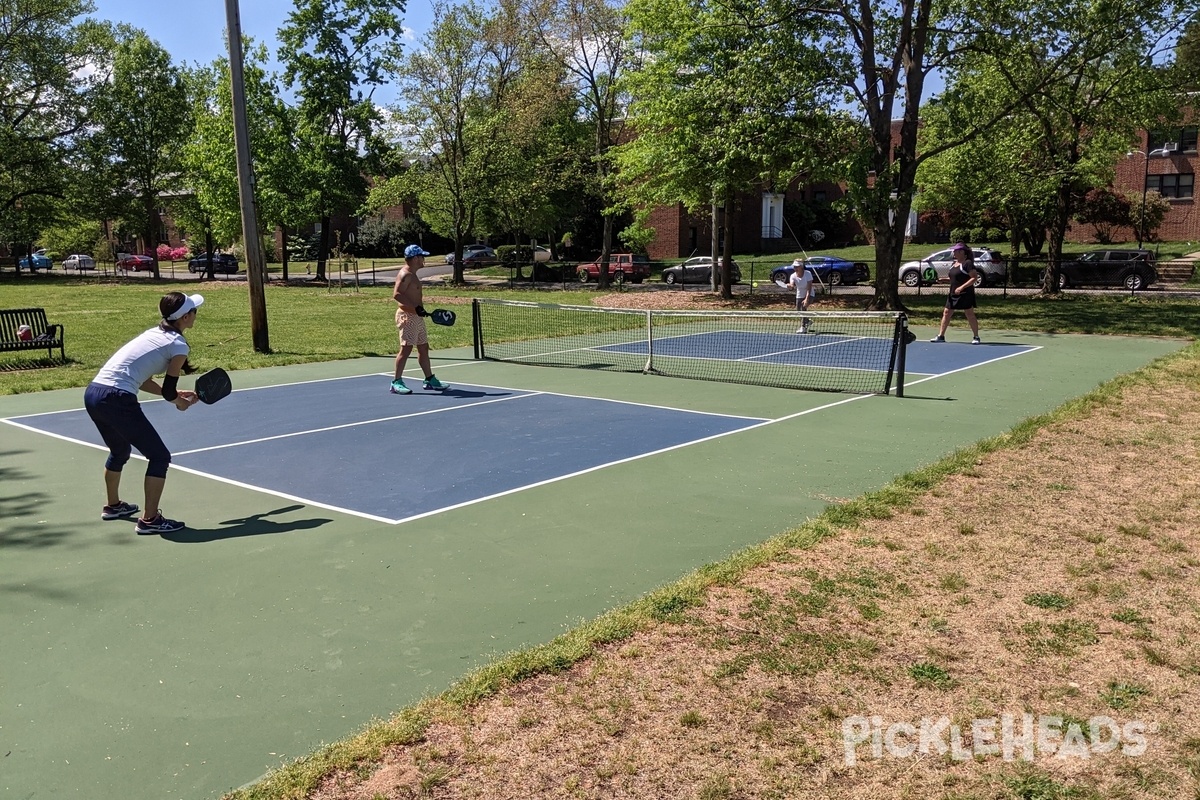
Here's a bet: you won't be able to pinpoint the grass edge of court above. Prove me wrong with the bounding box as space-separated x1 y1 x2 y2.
217 340 1200 800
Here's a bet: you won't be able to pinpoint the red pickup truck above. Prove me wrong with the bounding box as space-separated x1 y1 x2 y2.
576 253 651 284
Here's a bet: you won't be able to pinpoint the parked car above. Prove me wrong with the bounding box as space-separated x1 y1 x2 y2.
116 253 155 271
18 252 52 270
532 246 552 263
188 253 239 274
899 247 1006 287
445 244 496 266
576 253 652 284
662 256 742 285
61 254 97 270
1041 249 1158 290
770 256 869 286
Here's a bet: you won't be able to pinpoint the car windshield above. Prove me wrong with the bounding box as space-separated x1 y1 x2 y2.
1078 252 1104 262
633 255 649 264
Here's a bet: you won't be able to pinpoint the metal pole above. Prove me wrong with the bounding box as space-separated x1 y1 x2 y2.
1138 152 1150 250
225 0 270 353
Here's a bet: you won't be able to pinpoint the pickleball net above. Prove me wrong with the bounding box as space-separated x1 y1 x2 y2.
472 299 910 395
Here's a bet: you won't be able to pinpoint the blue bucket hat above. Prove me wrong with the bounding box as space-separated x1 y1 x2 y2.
404 244 430 258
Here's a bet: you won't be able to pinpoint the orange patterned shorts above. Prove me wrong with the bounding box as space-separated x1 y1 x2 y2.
395 309 428 346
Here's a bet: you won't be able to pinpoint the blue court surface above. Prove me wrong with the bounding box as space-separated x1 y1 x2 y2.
8 375 768 524
589 329 1036 384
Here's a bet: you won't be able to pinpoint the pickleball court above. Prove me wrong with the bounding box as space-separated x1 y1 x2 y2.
0 319 1185 799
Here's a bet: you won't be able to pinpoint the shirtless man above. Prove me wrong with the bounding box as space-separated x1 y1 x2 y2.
390 244 448 394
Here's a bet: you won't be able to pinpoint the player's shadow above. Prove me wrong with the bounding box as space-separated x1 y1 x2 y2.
439 388 515 398
161 504 332 543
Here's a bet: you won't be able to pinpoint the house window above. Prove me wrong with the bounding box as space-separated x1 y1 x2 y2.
1148 173 1194 198
813 190 827 203
1148 127 1198 153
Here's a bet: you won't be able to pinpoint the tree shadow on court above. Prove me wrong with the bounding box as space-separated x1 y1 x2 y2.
0 450 69 549
162 504 332 543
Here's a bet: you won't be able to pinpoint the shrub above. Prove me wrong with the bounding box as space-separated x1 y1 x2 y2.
984 227 1004 243
949 227 970 243
969 226 986 243
155 244 189 262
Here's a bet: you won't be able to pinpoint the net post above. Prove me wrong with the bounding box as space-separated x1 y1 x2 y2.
472 299 482 359
643 310 654 374
894 313 908 397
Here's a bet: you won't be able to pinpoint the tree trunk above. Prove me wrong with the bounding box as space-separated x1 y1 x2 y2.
280 224 289 282
205 229 215 280
720 187 735 300
710 196 720 293
315 216 331 281
1042 177 1073 294
144 197 160 279
598 213 613 289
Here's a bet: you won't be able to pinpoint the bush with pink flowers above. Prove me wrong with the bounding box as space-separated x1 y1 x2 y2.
156 244 190 262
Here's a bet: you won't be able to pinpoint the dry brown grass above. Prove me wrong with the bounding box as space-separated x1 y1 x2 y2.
300 293 1200 800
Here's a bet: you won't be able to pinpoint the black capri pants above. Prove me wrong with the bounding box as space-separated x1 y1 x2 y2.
84 383 172 478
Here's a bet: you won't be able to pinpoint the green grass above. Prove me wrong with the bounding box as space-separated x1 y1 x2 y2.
0 278 595 395
1024 592 1075 610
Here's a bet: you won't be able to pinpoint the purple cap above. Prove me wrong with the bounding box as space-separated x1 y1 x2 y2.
951 242 968 252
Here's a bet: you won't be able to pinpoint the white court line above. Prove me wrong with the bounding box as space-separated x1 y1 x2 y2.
0 361 483 422
5 346 1011 527
443 378 771 421
902 345 1044 389
173 392 542 455
383 391 872 525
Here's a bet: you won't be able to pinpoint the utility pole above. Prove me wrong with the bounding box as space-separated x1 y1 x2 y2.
1136 147 1170 250
225 0 270 353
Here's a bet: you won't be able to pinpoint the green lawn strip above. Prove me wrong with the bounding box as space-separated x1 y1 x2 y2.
220 339 1200 800
0 280 607 395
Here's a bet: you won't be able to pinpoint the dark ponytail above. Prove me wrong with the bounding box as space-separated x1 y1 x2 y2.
158 292 197 374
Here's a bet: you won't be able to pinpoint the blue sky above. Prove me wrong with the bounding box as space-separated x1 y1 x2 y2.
89 0 434 104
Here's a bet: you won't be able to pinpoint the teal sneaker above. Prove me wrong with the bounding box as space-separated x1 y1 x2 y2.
389 378 411 395
423 375 448 391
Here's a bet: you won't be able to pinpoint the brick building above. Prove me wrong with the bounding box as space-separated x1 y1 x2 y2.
644 120 1198 259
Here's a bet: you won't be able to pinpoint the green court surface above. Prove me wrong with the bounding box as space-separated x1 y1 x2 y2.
0 329 1185 799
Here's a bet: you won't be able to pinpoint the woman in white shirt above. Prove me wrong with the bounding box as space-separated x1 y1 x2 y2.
84 292 203 535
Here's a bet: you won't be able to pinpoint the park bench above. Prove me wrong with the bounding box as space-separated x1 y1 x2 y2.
0 308 66 360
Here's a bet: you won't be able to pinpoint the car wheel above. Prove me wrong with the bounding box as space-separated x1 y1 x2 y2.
973 273 984 288
1123 272 1144 290
829 272 843 286
613 270 625 285
1058 273 1068 289
665 272 677 285
901 270 921 287
577 269 589 283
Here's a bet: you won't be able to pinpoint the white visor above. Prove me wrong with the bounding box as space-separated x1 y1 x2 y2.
168 294 205 321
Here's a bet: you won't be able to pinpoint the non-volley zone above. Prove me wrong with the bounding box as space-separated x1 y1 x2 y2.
7 374 768 524
472 299 1039 395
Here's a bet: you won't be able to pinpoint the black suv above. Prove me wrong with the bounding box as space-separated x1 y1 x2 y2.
1046 249 1157 290
188 253 239 274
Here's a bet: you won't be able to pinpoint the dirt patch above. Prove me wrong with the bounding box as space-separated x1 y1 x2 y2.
301 331 1200 800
